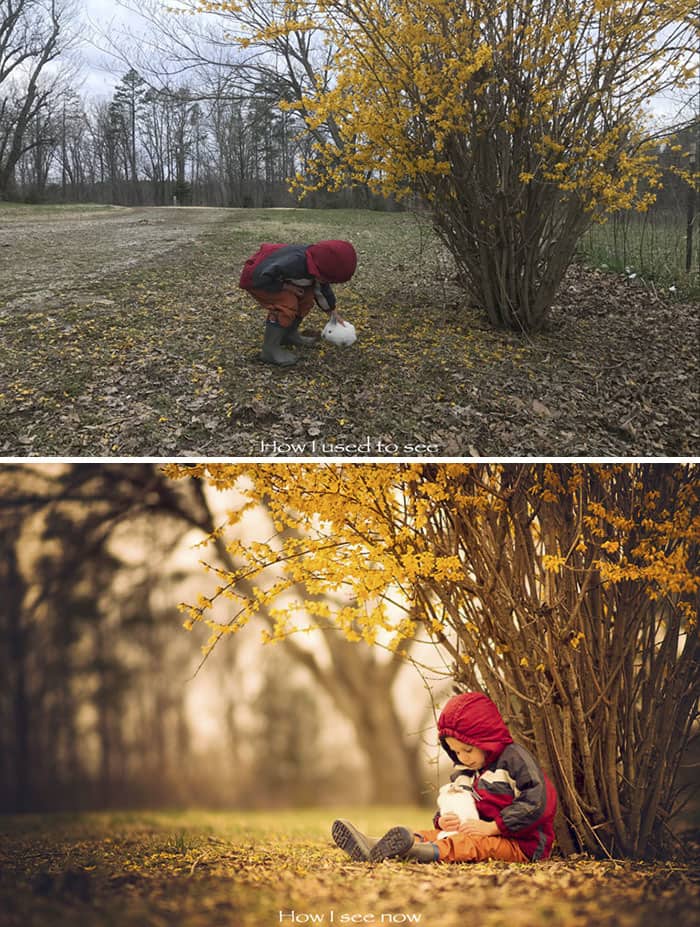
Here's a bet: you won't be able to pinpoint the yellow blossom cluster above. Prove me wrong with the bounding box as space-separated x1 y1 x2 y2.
168 464 473 649
213 0 700 219
166 464 699 657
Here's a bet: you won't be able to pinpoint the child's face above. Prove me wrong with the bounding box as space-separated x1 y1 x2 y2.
445 737 487 770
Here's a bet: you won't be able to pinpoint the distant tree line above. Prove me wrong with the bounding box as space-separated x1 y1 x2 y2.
0 0 397 208
7 66 353 208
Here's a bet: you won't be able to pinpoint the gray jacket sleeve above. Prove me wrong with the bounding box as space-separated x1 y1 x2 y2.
498 744 547 833
317 282 336 311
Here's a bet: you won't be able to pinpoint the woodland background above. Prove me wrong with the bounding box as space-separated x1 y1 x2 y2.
1 0 698 299
0 462 442 815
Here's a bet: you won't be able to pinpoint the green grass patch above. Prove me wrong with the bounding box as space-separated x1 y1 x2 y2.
578 209 699 299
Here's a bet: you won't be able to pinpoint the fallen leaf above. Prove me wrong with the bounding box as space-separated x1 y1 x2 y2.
532 399 554 418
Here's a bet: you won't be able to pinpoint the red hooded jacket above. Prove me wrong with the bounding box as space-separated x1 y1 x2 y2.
239 241 357 291
437 692 557 860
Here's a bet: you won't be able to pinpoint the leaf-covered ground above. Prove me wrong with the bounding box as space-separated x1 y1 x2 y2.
1 809 698 927
1 204 697 456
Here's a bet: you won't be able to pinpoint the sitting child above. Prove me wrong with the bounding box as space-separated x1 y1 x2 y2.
332 691 558 864
239 239 357 366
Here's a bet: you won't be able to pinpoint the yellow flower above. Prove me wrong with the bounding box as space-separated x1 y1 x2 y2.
543 554 566 572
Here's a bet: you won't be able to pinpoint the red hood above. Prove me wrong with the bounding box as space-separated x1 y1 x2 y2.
438 692 513 766
306 240 357 282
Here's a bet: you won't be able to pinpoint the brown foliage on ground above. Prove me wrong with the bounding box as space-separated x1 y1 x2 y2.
0 205 697 456
1 810 699 927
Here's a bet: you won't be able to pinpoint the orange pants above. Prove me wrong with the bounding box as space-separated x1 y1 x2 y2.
246 285 316 328
414 828 529 863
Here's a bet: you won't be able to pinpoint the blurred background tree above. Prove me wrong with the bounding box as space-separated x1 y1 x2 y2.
0 463 433 815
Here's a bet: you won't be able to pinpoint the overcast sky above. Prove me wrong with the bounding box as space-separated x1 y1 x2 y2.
76 0 690 122
78 0 202 98
78 0 139 97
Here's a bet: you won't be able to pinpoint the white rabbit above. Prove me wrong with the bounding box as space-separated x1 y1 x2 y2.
322 312 357 346
436 780 479 838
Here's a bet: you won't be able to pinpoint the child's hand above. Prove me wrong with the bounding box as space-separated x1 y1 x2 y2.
437 814 461 831
283 282 306 297
458 819 500 837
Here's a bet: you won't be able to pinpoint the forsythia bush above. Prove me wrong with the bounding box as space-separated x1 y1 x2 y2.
167 462 699 858
196 0 697 330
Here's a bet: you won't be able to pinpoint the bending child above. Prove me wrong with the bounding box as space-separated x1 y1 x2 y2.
332 691 557 864
239 239 357 366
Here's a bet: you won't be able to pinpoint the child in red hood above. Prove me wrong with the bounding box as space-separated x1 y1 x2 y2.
239 239 357 366
332 692 557 864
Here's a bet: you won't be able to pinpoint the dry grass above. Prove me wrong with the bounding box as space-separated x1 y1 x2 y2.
1 808 699 927
1 204 697 456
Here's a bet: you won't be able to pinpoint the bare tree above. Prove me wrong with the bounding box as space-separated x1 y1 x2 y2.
0 0 79 198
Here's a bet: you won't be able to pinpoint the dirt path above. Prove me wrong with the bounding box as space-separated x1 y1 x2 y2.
0 205 227 309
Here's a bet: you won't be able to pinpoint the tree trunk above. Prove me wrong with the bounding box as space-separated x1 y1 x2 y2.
433 194 589 331
191 482 427 806
415 463 699 857
2 531 30 811
350 676 425 804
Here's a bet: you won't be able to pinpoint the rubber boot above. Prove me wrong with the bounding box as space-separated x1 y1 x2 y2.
369 826 439 863
331 819 379 862
261 322 298 366
281 317 316 348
